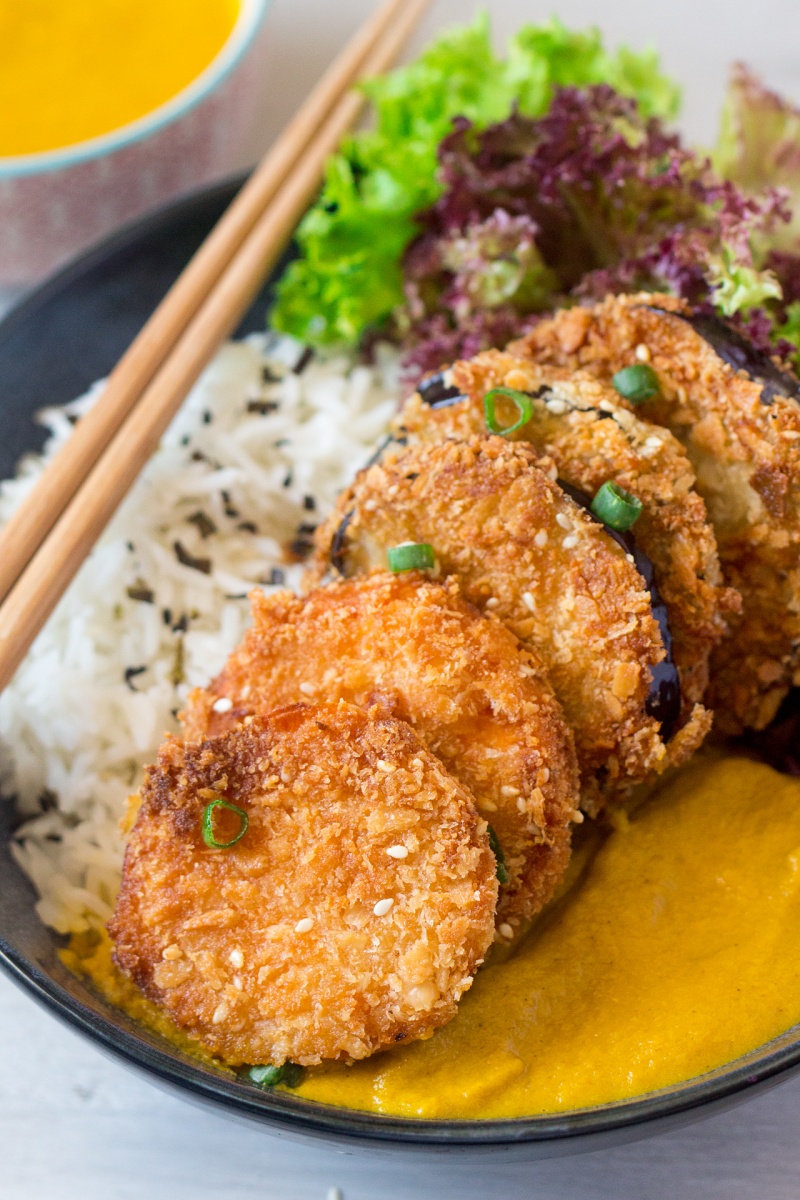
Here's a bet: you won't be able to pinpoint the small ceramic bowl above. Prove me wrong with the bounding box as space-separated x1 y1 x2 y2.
0 0 269 285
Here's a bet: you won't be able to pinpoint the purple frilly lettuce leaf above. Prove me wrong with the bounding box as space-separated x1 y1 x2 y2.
399 83 798 377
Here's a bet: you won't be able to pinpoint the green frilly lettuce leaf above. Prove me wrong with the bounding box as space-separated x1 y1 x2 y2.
708 246 783 316
506 19 680 122
270 14 680 348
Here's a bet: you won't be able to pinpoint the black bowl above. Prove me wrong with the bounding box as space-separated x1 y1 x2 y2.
1 178 799 1160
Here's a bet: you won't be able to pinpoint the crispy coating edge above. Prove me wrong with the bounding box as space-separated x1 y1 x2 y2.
511 291 800 732
182 573 580 923
110 702 498 1066
311 435 711 809
395 349 739 711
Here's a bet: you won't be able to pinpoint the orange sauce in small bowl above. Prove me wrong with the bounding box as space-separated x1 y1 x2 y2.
0 0 241 157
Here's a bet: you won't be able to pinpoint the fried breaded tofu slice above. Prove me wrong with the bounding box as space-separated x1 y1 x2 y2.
395 351 739 713
182 574 580 924
311 436 711 811
511 292 800 733
109 702 497 1067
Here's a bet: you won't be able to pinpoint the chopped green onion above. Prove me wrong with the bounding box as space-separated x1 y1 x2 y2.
387 542 435 572
249 1064 284 1087
487 825 509 885
201 797 249 849
281 1062 305 1088
611 364 660 403
591 481 643 532
248 1063 305 1089
483 387 534 436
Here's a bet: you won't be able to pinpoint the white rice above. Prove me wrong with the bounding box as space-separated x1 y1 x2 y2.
0 332 402 935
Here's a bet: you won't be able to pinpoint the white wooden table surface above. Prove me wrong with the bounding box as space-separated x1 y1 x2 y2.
3 0 800 1195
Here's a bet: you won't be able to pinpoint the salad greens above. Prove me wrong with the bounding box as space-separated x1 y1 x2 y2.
715 64 800 253
400 84 792 375
271 15 679 348
270 14 800 380
714 65 800 363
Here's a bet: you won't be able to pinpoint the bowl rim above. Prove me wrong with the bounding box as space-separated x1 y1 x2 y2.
0 0 269 180
1 175 800 1150
2 925 800 1148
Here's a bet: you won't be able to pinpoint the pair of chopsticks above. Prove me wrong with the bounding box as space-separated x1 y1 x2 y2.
0 0 430 692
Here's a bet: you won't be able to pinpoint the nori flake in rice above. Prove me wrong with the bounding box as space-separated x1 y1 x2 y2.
186 511 218 539
174 541 212 574
126 582 155 603
247 399 280 415
124 666 147 691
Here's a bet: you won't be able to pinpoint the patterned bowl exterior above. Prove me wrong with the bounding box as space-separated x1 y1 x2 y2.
0 3 269 284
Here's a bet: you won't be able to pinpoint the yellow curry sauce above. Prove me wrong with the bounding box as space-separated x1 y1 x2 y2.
70 755 800 1118
61 928 231 1075
0 0 240 157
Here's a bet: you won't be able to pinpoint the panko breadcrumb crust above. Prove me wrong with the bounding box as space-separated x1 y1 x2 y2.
511 292 800 733
311 435 711 810
182 573 580 923
395 351 740 714
110 702 498 1067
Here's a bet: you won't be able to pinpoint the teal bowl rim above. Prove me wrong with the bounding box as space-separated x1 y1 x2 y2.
0 0 270 181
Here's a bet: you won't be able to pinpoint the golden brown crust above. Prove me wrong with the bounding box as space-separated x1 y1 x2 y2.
182 574 580 923
311 435 710 808
511 292 800 733
395 351 739 712
110 702 498 1067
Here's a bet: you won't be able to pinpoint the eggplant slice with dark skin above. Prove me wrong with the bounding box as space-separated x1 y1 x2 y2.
310 433 712 813
395 350 739 719
662 308 800 407
512 291 800 734
555 479 681 741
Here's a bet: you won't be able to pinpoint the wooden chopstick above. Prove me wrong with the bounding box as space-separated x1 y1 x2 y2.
0 0 430 692
0 0 418 609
